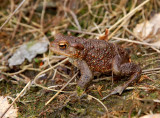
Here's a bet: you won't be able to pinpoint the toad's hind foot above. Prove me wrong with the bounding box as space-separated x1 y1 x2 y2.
102 72 141 100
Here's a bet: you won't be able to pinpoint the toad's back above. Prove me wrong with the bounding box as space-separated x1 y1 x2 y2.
76 38 129 72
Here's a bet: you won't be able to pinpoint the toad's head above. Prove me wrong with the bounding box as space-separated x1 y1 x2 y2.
50 34 84 58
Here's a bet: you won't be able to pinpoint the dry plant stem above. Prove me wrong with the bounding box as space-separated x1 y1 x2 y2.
142 67 160 73
93 22 102 34
22 13 41 28
19 73 31 83
11 75 26 83
112 37 160 49
108 0 150 35
56 71 70 79
26 68 41 71
108 0 113 14
0 0 27 30
0 81 31 118
10 0 14 12
28 0 40 23
88 94 108 114
41 0 47 32
125 86 158 91
135 97 160 103
5 64 32 76
40 59 61 69
84 0 104 18
108 3 130 39
150 47 160 53
108 18 127 39
115 0 128 11
51 69 57 81
145 71 160 76
33 58 70 92
11 12 22 40
11 19 41 33
63 7 81 31
45 72 78 106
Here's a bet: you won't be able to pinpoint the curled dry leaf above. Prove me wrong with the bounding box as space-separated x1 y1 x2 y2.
0 96 18 118
8 36 49 67
133 13 160 48
133 13 160 40
140 114 160 118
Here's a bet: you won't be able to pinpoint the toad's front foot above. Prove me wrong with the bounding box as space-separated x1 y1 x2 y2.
69 87 87 102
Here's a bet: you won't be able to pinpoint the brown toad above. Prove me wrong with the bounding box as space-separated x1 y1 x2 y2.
50 34 141 96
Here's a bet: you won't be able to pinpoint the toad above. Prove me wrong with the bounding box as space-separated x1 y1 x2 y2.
50 34 141 97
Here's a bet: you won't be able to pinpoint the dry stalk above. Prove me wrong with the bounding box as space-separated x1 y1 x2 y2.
41 0 47 32
3 64 33 76
88 94 108 113
63 7 81 31
0 0 27 30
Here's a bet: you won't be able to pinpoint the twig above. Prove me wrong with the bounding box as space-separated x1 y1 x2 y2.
0 81 31 118
4 64 32 76
135 98 160 103
11 11 22 40
11 19 42 33
0 0 27 30
112 37 160 48
28 0 40 23
63 7 81 31
142 67 160 73
88 94 108 113
45 72 78 106
93 22 102 34
41 0 47 32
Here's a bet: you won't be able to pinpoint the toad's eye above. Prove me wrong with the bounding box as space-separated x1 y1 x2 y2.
59 42 68 50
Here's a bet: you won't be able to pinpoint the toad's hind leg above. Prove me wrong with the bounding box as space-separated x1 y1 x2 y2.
116 63 141 94
103 55 142 100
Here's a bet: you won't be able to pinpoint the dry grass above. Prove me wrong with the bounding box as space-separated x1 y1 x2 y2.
0 0 160 117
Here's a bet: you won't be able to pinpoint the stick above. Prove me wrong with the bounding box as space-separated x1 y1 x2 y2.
0 0 27 30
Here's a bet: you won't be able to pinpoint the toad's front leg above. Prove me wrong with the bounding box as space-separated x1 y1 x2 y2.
76 60 93 89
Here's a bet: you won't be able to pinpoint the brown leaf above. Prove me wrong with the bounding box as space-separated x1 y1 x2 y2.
133 13 160 41
0 96 18 118
140 114 160 118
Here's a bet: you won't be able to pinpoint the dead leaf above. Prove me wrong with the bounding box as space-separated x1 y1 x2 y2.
0 96 18 118
133 13 160 41
140 114 160 118
8 36 49 67
133 13 160 49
